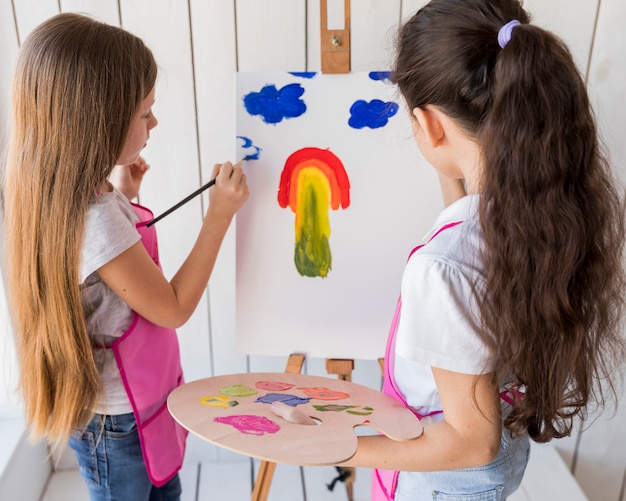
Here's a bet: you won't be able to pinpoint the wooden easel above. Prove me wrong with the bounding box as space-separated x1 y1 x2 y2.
320 0 351 74
252 3 353 499
251 354 357 501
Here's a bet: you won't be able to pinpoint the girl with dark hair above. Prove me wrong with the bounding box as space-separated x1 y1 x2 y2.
3 13 248 500
340 1 626 499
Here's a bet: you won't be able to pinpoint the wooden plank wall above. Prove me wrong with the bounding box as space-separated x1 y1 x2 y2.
1 1 625 499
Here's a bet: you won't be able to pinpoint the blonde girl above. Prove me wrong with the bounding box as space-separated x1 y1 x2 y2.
3 13 247 500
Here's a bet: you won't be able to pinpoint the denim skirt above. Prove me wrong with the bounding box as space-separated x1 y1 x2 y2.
395 425 530 500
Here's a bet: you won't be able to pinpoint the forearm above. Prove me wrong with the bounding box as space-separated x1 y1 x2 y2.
342 419 500 472
98 208 236 329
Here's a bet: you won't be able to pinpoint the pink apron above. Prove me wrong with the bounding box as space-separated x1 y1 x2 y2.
372 221 463 500
104 203 188 487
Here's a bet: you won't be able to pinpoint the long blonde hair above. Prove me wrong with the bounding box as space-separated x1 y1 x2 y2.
2 13 157 449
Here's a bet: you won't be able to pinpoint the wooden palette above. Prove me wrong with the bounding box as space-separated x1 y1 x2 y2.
167 372 423 466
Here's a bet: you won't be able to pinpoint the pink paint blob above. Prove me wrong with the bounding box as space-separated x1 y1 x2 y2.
255 381 295 391
214 414 280 436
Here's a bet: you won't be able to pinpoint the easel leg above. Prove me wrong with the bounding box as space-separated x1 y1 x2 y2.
251 354 305 501
326 358 355 501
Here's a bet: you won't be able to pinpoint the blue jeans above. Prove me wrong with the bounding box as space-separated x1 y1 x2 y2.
68 413 182 501
395 426 530 500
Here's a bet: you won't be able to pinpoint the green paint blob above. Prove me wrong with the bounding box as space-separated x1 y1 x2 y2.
219 384 258 397
313 404 357 412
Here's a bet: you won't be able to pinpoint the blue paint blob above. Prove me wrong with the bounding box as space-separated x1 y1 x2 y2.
368 71 391 82
255 393 311 407
348 99 399 129
243 83 307 124
236 135 262 161
289 72 317 79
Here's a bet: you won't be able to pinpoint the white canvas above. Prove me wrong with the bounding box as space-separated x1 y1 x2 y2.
235 71 443 360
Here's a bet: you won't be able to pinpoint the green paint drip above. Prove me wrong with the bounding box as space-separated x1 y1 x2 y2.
294 183 331 277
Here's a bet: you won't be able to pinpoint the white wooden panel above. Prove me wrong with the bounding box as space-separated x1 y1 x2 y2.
401 0 430 19
119 0 212 383
236 0 307 72
0 0 20 412
59 0 119 25
303 465 372 501
350 0 401 70
251 460 305 501
570 401 626 500
189 0 248 379
522 0 598 75
11 0 58 45
40 468 87 500
587 0 626 185
553 420 582 471
518 442 588 501
197 458 253 500
0 0 18 130
0 424 51 501
306 0 322 71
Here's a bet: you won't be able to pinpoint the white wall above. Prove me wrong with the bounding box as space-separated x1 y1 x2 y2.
0 1 625 499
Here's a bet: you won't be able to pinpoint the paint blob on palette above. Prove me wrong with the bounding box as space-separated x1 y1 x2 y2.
255 381 295 391
200 395 239 408
168 372 423 466
255 392 311 407
219 384 258 397
214 415 280 436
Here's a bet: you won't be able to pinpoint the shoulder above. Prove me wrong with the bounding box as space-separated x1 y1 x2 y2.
81 189 141 281
412 194 484 278
86 189 139 227
396 196 491 374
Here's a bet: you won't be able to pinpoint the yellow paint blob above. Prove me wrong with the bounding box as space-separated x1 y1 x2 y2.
200 395 239 408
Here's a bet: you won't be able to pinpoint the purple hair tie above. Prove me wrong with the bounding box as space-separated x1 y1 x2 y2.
498 20 521 49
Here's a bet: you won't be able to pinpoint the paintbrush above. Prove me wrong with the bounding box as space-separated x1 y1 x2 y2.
146 158 248 227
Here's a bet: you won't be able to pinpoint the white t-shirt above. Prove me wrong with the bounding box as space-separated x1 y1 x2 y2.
80 188 141 414
394 194 491 418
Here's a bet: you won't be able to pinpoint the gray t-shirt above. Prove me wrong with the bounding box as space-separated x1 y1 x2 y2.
80 188 141 414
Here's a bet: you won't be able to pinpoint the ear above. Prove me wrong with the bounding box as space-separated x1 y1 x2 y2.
412 106 445 147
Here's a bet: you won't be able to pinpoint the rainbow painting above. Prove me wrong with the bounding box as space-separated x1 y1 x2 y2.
277 147 350 278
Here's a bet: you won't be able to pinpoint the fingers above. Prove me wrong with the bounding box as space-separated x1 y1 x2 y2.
209 161 249 213
213 161 246 185
129 156 149 177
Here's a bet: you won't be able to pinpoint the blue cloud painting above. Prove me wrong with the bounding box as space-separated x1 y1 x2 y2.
348 99 399 129
243 83 307 125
